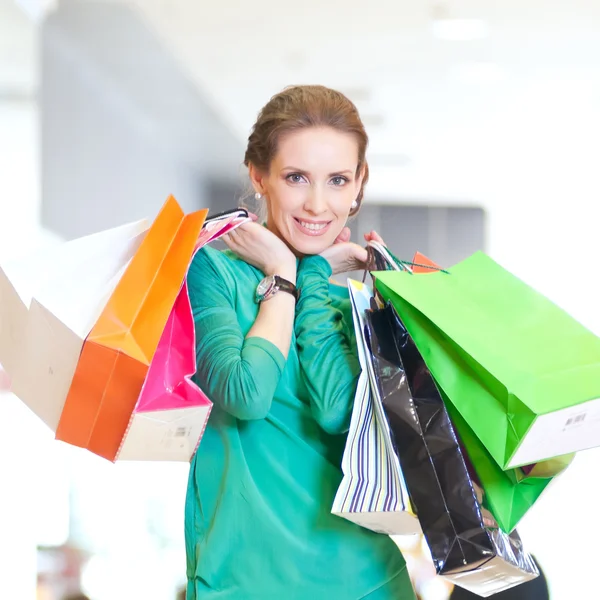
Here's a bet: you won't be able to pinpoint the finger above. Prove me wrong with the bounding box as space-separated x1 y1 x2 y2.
334 227 351 244
363 230 386 246
236 222 254 235
372 231 385 245
354 246 369 265
228 228 246 246
221 232 238 250
248 212 259 222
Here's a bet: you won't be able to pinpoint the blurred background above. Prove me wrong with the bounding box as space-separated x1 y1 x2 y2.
1 0 600 598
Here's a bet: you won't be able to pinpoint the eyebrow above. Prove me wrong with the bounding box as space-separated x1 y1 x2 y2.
282 166 355 176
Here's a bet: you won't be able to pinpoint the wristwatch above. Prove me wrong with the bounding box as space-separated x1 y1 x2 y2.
255 275 299 303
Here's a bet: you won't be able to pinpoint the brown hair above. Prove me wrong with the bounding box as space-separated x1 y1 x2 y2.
244 85 369 216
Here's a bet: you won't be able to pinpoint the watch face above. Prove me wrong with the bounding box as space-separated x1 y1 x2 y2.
256 276 275 300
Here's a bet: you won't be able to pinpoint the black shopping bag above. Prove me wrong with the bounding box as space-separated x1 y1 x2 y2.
365 301 538 597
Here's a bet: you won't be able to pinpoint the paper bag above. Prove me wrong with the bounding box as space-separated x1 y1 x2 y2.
0 219 149 429
55 196 206 460
115 281 211 461
393 251 570 532
366 301 538 597
374 251 600 469
115 211 250 461
331 280 419 535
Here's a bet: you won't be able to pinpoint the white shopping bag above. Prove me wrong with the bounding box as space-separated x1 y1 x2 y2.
0 365 10 392
331 279 420 535
0 219 149 430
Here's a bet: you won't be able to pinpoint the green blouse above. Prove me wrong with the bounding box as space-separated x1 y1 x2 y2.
184 246 413 600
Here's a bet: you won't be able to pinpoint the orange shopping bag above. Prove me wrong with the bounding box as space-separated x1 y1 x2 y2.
411 251 441 273
55 195 207 461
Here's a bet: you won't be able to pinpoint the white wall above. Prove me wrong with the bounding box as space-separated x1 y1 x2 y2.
40 25 206 239
483 90 600 600
39 1 245 240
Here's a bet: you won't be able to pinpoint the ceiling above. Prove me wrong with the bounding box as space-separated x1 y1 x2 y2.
4 0 600 203
126 0 600 203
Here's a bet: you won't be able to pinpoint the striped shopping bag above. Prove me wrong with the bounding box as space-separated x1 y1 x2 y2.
331 280 420 536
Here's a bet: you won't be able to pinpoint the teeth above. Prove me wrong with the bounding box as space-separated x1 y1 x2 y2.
298 220 327 231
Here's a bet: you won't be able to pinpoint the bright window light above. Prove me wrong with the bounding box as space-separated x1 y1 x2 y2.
432 18 489 41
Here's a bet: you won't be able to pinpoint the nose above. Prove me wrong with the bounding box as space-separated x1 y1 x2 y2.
303 184 328 216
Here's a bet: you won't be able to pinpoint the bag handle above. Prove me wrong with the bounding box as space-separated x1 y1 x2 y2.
363 241 450 282
203 207 249 226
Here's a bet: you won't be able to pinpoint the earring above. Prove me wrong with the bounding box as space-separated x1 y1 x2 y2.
255 192 262 201
351 199 358 210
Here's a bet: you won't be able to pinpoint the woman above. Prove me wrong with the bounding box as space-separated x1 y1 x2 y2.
185 85 415 599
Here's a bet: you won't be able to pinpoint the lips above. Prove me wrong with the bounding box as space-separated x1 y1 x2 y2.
293 218 332 237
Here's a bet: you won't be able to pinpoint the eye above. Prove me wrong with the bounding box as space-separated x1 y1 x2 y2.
330 176 349 186
286 173 306 184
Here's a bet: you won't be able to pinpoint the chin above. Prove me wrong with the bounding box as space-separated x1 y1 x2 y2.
289 233 336 257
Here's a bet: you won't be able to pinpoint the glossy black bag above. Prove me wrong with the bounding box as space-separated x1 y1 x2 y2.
364 300 538 597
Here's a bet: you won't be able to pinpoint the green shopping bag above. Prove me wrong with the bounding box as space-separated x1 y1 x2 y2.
374 251 600 470
444 391 565 533
515 454 573 481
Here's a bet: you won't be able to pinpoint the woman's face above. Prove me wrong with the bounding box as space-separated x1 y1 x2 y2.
253 126 363 256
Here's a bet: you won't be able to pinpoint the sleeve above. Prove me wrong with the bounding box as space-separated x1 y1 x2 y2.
187 249 286 420
294 255 360 435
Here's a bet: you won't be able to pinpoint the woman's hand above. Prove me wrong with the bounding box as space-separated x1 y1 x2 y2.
333 227 386 246
319 228 386 275
363 230 385 246
319 242 368 275
320 228 369 275
222 222 297 278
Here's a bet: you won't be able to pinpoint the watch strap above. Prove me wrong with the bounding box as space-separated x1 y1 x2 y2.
273 275 299 301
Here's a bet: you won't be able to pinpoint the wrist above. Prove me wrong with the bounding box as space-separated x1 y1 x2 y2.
256 273 299 303
266 261 297 284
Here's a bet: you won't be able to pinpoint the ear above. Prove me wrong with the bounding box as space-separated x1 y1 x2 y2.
248 163 267 196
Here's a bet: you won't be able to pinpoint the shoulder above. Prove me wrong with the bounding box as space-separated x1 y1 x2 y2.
187 246 260 311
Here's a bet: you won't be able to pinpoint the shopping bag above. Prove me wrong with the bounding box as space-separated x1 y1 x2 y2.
115 210 251 462
331 280 419 535
115 281 210 461
374 251 600 469
55 196 207 460
411 251 442 273
0 268 29 379
446 397 565 533
0 364 11 392
394 251 572 531
0 219 149 429
516 454 573 481
365 301 538 597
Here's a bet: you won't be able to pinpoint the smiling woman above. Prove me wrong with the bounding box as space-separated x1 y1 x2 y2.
250 126 363 255
184 85 415 600
245 86 370 249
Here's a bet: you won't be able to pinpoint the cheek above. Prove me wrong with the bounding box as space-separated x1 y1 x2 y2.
328 221 348 241
330 188 356 216
271 185 307 217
